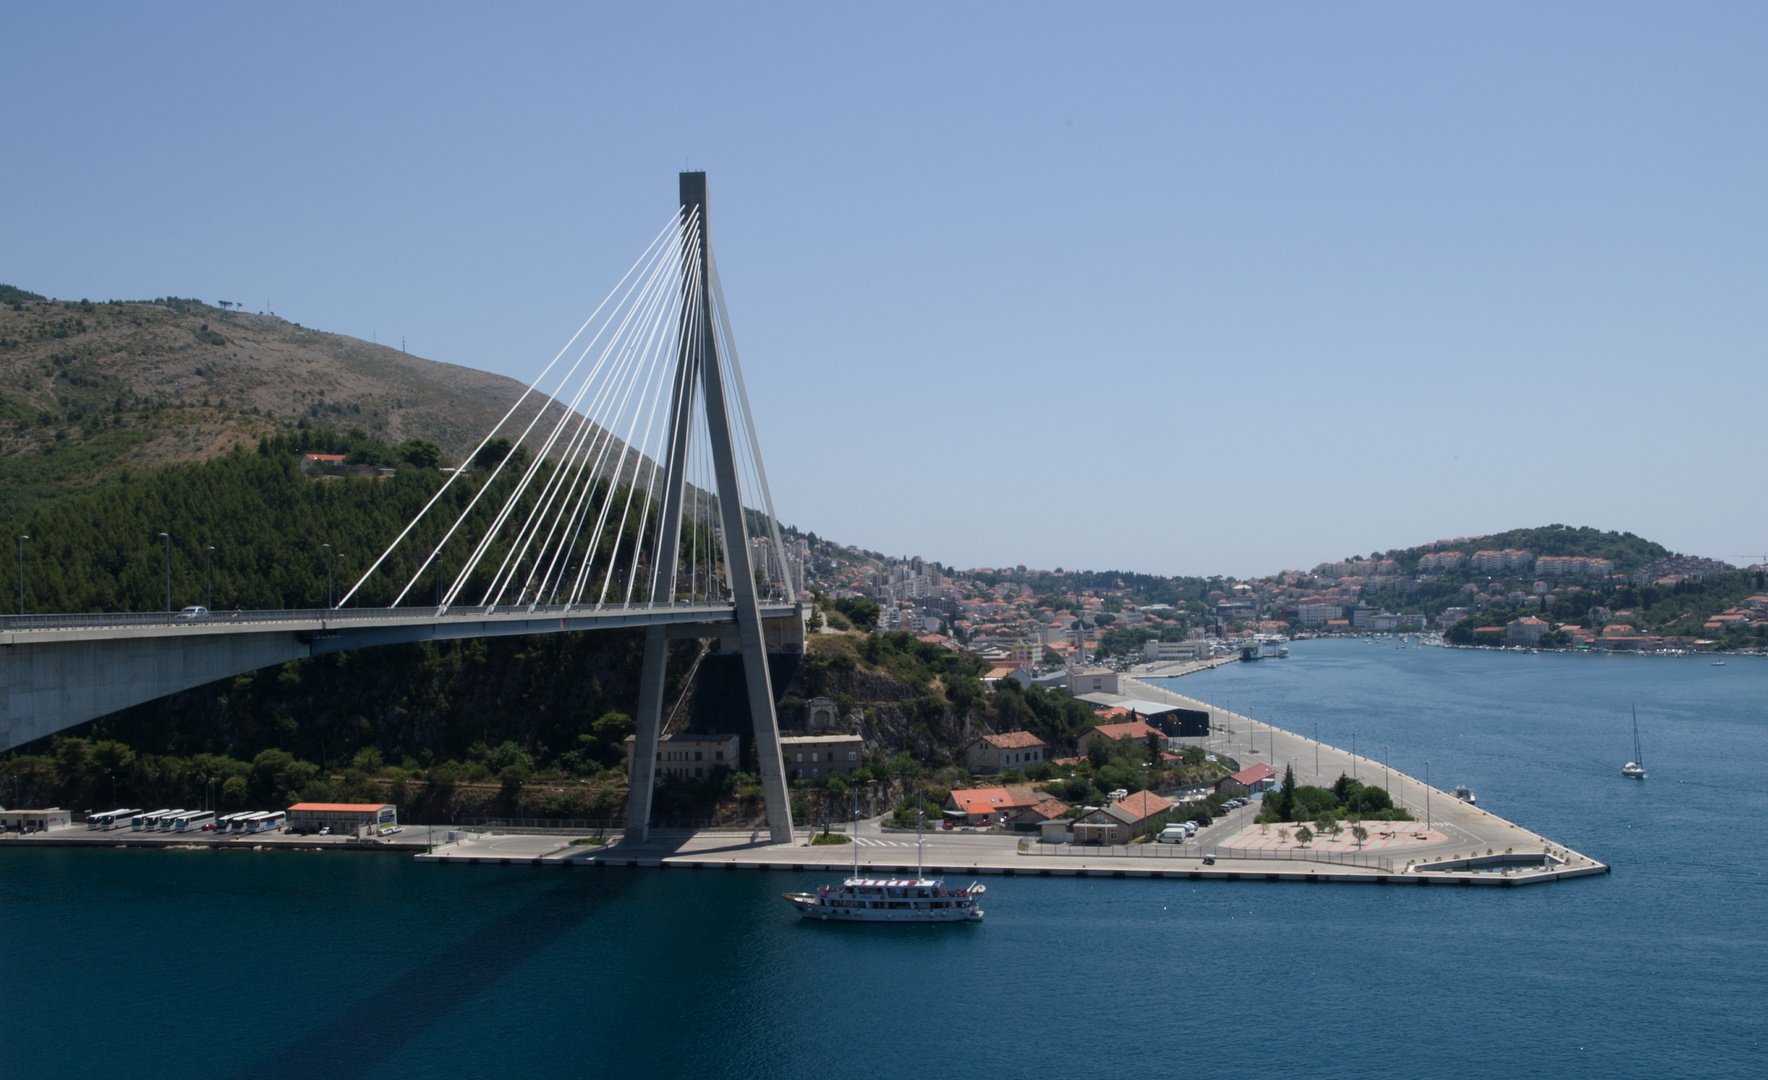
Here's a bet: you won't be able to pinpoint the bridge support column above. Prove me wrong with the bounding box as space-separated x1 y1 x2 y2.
622 624 670 844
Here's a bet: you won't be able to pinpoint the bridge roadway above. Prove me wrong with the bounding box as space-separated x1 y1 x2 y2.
0 600 805 753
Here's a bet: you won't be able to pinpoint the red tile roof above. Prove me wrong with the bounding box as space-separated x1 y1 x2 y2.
1227 763 1276 786
1011 799 1069 820
946 787 1044 815
1113 790 1172 821
981 731 1047 750
1086 720 1162 742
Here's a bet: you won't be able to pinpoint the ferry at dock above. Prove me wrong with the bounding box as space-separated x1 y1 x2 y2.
783 877 985 922
784 793 984 922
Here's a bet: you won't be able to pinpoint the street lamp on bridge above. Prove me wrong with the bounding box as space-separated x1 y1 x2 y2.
16 535 28 616
158 532 171 612
322 544 334 609
205 546 216 610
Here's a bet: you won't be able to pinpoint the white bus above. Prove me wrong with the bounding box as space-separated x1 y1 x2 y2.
174 811 216 832
212 812 245 833
234 811 268 832
249 811 287 833
93 809 140 831
154 809 188 832
133 809 174 831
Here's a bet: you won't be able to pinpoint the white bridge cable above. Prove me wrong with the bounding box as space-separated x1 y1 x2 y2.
625 250 700 611
340 209 684 609
709 246 795 598
611 235 701 609
641 232 712 607
572 218 701 609
609 223 707 608
477 220 693 610
523 224 686 611
405 213 686 612
451 212 694 612
454 223 688 610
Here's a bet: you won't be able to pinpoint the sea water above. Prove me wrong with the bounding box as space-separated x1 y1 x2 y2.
2 641 1763 1079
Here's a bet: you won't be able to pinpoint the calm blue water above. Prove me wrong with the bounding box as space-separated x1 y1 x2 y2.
3 641 1764 1079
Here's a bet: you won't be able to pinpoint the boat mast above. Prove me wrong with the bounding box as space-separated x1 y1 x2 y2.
916 788 924 881
851 789 859 880
1633 704 1643 765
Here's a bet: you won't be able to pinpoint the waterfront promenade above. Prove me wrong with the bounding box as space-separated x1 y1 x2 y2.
6 661 1608 887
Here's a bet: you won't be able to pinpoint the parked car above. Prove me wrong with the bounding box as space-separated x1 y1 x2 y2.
1157 825 1189 844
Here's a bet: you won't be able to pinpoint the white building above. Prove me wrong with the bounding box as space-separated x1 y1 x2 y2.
1066 667 1120 696
1142 640 1208 662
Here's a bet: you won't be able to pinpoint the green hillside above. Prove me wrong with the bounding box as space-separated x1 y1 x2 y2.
1387 525 1670 574
0 288 571 519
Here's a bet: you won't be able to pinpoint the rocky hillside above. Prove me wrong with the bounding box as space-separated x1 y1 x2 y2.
0 288 571 513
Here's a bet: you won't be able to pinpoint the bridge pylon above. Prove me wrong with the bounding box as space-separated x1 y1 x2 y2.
624 173 794 846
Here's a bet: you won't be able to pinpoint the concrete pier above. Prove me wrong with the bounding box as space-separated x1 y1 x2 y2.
412 664 1608 888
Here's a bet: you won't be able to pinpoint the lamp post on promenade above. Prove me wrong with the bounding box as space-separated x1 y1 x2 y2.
1351 732 1357 780
16 535 28 615
1425 760 1431 833
158 532 171 612
1314 722 1319 779
1384 746 1390 797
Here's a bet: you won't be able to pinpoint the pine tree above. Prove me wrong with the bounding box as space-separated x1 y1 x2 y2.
1279 763 1298 821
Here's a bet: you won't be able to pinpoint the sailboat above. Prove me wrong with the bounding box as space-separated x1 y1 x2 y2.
1621 706 1647 779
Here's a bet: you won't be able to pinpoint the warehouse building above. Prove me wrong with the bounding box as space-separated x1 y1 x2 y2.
287 802 397 836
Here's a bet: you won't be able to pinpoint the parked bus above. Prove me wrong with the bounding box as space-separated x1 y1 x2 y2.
249 811 287 833
154 810 188 832
93 809 140 831
233 811 267 832
211 812 244 833
174 811 216 833
133 809 174 831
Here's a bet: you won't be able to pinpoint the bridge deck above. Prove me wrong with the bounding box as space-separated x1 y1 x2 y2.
0 601 802 645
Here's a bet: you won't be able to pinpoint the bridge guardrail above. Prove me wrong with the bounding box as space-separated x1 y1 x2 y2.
0 600 777 635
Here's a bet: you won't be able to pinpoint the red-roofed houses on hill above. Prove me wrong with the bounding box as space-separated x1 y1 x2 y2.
963 731 1048 773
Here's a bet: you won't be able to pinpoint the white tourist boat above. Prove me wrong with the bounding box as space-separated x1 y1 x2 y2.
1621 706 1647 780
783 794 984 923
1452 785 1477 805
783 876 985 922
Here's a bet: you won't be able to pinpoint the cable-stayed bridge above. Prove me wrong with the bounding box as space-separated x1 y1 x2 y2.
0 173 803 842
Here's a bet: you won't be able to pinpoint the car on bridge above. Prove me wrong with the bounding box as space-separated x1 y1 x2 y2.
176 606 209 620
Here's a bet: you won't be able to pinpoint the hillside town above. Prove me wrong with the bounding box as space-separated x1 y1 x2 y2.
782 525 1768 662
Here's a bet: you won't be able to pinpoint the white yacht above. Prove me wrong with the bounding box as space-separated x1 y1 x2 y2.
783 876 985 922
784 794 984 923
1452 786 1477 805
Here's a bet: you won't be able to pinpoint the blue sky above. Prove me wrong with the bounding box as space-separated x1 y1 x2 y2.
5 4 1765 576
